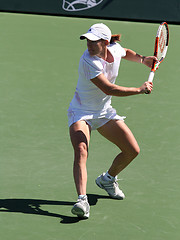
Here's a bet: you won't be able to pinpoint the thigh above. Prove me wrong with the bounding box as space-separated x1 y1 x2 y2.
97 120 140 153
69 120 91 152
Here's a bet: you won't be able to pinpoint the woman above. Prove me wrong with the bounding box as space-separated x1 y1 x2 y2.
68 23 156 219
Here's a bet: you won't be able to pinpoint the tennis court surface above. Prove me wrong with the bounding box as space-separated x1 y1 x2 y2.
0 12 180 240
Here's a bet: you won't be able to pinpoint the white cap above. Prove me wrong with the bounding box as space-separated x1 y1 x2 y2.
80 23 112 42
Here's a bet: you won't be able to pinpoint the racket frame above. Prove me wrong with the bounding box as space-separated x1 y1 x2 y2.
148 22 169 83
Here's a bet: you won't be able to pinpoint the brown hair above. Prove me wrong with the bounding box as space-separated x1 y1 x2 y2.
110 34 121 44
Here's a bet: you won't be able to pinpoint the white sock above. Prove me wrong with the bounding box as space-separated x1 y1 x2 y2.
78 195 87 200
104 171 116 181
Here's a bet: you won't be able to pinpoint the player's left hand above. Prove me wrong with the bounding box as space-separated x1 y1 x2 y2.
143 56 158 68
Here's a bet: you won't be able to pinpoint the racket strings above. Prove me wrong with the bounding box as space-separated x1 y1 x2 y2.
157 25 168 60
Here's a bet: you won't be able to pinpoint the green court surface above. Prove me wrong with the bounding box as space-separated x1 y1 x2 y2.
0 12 180 240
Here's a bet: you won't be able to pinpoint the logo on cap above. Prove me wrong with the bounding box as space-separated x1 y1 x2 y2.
62 0 104 12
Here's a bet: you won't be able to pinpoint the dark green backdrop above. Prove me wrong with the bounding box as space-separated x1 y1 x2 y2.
0 12 180 240
0 0 180 23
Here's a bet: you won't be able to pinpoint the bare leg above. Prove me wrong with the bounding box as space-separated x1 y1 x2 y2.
69 121 91 196
98 120 140 177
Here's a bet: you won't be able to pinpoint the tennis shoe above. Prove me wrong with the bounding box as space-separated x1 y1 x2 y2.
71 195 90 219
95 173 125 199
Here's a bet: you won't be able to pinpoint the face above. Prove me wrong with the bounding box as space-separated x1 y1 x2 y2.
87 39 106 57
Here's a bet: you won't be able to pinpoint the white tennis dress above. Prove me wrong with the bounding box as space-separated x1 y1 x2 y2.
68 42 126 130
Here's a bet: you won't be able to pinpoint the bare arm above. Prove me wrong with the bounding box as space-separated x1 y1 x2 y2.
91 73 153 97
123 48 158 68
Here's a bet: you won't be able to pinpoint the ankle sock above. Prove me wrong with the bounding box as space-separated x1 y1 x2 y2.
78 195 87 200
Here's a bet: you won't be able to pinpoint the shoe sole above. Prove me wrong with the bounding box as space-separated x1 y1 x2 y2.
71 206 89 219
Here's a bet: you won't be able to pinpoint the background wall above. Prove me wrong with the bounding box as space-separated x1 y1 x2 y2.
0 12 180 240
0 0 180 23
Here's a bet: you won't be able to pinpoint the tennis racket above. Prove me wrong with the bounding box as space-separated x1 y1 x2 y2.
148 22 169 83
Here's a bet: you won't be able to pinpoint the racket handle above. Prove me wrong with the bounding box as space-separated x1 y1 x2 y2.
148 71 154 82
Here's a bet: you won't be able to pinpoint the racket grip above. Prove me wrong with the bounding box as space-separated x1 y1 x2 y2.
148 71 154 82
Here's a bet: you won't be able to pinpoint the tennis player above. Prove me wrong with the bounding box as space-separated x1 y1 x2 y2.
68 23 156 218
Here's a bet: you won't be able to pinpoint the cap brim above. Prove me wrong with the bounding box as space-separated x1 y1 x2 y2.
80 32 100 41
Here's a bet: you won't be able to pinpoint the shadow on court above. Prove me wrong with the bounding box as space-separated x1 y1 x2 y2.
0 194 114 224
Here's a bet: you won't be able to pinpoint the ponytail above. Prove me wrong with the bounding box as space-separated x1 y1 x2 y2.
110 34 121 44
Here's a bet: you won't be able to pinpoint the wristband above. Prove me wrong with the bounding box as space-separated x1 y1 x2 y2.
141 56 145 63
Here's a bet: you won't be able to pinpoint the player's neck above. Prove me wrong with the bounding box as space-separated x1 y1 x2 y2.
97 48 107 60
97 48 114 63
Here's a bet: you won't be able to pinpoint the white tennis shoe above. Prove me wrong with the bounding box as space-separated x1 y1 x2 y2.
71 195 90 218
95 173 125 199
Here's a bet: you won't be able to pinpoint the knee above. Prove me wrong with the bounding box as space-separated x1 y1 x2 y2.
124 145 140 160
131 146 140 159
74 142 88 160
